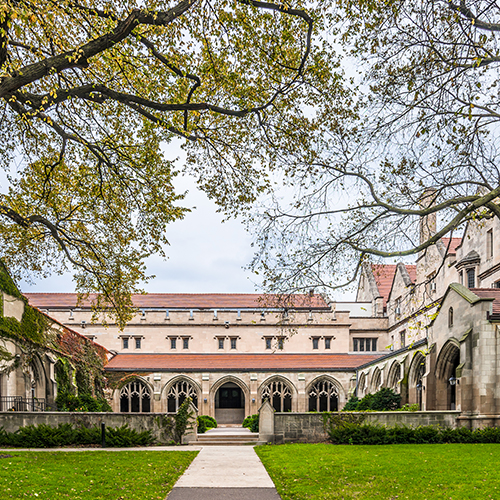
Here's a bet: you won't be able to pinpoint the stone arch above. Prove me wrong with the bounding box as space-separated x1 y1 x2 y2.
162 375 201 413
210 375 250 423
434 339 461 410
386 361 402 392
408 352 427 409
370 367 382 393
306 375 345 412
27 353 47 404
115 376 153 413
258 375 298 413
357 372 367 397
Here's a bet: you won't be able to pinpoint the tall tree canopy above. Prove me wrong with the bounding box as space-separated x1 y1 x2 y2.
0 0 340 325
250 0 500 294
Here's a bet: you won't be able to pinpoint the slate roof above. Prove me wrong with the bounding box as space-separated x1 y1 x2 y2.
105 353 383 372
471 289 500 315
24 293 329 310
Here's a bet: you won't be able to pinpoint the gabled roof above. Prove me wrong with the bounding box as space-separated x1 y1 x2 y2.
24 293 329 310
371 264 416 307
441 237 462 255
105 353 383 372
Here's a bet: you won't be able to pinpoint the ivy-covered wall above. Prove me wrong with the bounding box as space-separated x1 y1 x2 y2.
0 261 110 410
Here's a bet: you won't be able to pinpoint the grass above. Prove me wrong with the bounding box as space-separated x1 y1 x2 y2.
255 443 500 500
0 450 197 499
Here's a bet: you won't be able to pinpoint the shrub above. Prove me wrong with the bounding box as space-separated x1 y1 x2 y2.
197 415 217 434
242 414 259 433
0 423 153 448
342 396 359 412
325 421 500 445
56 392 111 412
370 388 401 411
173 397 195 443
344 388 401 412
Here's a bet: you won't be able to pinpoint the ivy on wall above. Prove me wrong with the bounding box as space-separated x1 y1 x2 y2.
0 261 110 410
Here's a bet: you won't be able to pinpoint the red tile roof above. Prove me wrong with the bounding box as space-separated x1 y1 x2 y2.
442 237 462 254
371 265 416 307
471 289 500 315
24 293 329 310
105 353 383 372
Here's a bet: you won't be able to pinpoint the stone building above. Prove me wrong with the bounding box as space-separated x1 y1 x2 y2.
25 293 385 423
23 214 500 428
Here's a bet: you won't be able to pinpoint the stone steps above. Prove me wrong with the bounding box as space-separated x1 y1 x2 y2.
191 427 261 446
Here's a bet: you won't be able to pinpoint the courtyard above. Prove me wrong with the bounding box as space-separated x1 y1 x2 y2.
0 443 499 499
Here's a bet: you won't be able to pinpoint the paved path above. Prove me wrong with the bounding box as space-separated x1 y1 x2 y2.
167 446 281 500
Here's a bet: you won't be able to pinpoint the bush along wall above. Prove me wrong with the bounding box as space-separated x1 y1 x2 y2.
0 423 154 448
243 414 259 433
343 388 402 412
324 417 500 445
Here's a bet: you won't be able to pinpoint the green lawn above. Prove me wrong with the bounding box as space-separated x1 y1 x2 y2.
0 450 197 499
255 443 500 500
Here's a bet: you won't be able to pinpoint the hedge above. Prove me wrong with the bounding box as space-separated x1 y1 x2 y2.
0 423 154 448
326 422 500 445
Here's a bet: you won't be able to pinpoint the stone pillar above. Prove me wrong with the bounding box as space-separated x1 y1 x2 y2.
250 374 259 415
258 400 274 443
474 317 497 418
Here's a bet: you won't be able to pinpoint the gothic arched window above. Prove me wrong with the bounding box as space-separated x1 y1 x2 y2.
261 380 292 412
120 380 151 413
308 379 338 412
167 380 198 413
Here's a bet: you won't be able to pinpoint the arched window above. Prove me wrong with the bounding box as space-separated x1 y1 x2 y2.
167 379 198 413
448 307 454 328
308 379 338 412
261 380 292 412
120 380 151 412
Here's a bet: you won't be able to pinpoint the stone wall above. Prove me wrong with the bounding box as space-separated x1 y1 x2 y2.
272 411 461 444
0 411 197 445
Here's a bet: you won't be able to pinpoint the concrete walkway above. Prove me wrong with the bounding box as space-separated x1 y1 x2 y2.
167 445 281 500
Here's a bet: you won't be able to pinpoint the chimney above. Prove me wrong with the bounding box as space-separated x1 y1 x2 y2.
419 188 437 250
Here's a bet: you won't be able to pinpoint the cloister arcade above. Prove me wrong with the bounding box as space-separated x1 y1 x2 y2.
113 373 345 421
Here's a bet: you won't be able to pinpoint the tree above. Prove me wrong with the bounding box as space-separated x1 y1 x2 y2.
0 0 339 326
249 0 500 294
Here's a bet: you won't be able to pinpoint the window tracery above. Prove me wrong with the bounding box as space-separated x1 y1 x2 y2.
120 380 151 413
261 379 292 412
308 379 338 412
167 379 198 413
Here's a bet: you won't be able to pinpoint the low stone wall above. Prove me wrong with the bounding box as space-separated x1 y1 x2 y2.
273 411 462 444
0 411 196 445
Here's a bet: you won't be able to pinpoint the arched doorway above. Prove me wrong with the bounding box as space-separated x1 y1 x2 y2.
120 379 151 412
215 382 245 424
308 378 339 412
435 341 460 410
